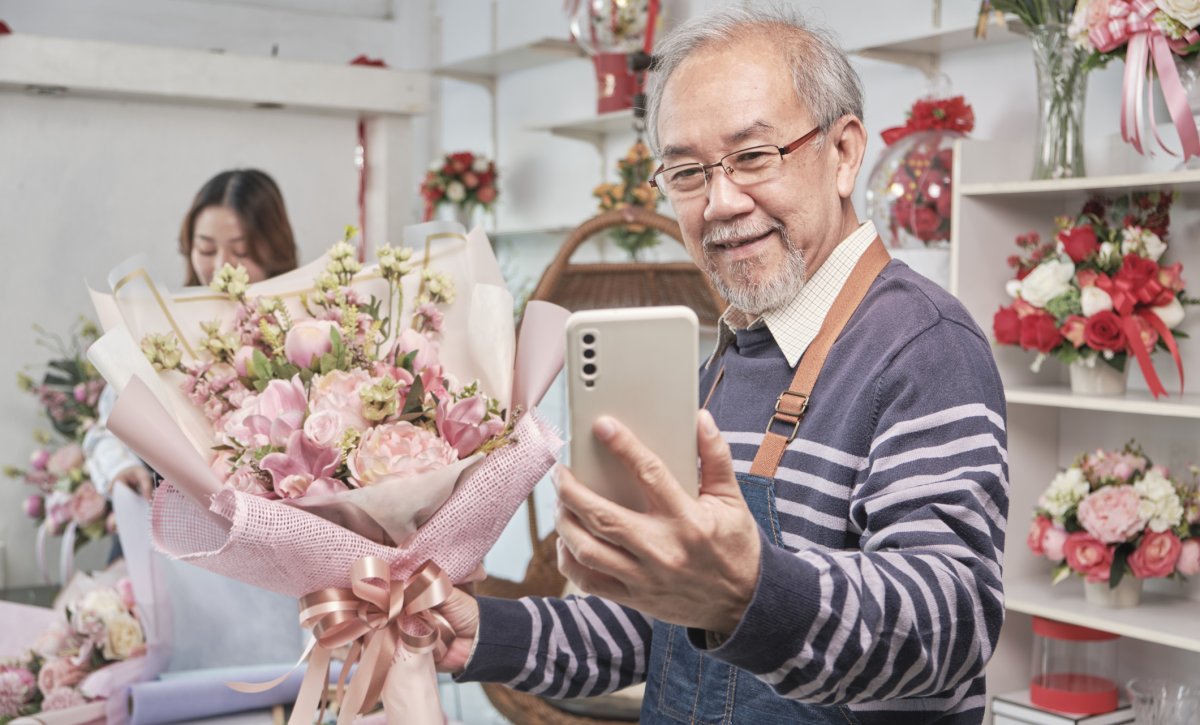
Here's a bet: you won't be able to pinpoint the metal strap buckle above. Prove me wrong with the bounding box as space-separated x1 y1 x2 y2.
765 391 809 442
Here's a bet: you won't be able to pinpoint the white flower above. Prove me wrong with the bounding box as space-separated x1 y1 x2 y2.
471 158 490 173
429 158 444 172
1151 296 1186 329
78 588 125 621
1005 279 1023 299
1040 467 1090 521
1069 0 1095 48
1018 258 1076 307
1080 285 1114 316
1121 226 1167 261
1097 241 1119 265
446 181 466 203
102 612 145 660
1135 467 1185 532
1157 0 1200 28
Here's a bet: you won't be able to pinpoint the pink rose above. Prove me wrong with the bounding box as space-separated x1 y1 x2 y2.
1043 525 1068 563
117 578 136 609
224 376 307 449
69 481 108 526
29 448 50 471
436 395 505 458
310 369 373 433
23 494 43 519
349 421 458 487
41 686 87 711
1077 485 1146 544
284 319 338 369
0 670 35 716
1063 532 1114 582
1178 539 1200 576
46 443 84 477
1129 530 1182 578
1028 516 1051 556
227 466 269 496
37 658 85 696
303 410 346 449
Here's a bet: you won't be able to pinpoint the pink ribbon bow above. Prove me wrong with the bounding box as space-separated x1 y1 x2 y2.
1091 0 1200 160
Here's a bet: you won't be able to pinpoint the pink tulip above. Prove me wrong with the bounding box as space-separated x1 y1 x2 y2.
436 395 505 458
29 449 50 471
284 320 338 368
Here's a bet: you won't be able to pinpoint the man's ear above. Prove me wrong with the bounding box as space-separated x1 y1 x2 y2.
830 115 867 200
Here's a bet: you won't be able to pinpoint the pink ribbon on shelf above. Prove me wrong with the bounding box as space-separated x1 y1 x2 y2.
1090 0 1200 160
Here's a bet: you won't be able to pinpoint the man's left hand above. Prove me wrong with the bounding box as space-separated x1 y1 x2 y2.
555 409 761 635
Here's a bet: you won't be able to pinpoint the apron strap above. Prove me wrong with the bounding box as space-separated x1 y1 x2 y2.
749 237 891 479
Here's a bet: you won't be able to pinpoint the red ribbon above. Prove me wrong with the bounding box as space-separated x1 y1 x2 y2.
349 55 389 263
881 96 976 146
0 21 11 34
1094 276 1183 398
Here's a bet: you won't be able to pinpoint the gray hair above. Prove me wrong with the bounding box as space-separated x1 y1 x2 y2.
643 4 864 156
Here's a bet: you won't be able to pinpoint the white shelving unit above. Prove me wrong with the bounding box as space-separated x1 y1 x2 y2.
849 16 1025 77
949 137 1200 703
434 38 583 87
527 109 637 151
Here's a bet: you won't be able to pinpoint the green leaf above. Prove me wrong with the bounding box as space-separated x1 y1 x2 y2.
399 350 418 372
1051 564 1072 586
330 326 343 358
1110 544 1132 588
319 352 335 375
402 376 425 416
251 350 272 380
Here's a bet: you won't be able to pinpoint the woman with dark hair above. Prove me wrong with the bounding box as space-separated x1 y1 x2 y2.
179 168 299 288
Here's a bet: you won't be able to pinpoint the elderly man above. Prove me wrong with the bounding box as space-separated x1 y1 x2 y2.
435 6 1008 724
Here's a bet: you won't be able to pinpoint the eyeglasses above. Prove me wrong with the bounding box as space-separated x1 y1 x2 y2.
649 127 821 201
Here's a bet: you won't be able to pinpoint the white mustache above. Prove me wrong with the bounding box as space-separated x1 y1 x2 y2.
702 220 781 250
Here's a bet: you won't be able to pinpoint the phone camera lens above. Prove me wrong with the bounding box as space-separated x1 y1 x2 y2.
583 348 595 359
582 363 597 376
582 333 596 345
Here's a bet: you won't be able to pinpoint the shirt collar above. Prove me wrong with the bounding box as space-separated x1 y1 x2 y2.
707 221 878 368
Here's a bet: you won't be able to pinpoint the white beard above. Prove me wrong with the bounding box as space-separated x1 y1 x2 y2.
702 219 806 317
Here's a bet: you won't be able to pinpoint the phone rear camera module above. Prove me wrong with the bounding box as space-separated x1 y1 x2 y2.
582 363 597 376
582 333 596 345
583 348 595 359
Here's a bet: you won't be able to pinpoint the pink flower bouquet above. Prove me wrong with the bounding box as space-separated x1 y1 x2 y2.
1 566 149 725
1028 441 1200 588
86 222 568 724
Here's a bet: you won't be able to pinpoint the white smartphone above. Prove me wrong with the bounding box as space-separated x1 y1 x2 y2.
565 306 699 512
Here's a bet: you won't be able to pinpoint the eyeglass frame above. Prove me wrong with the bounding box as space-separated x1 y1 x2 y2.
648 126 822 198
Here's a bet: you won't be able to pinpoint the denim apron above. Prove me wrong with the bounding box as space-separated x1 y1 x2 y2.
639 471 859 724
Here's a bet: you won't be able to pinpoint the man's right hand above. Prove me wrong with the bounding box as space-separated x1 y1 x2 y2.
114 465 154 500
434 587 480 675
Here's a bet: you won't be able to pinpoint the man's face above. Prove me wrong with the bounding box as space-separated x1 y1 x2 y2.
655 38 848 317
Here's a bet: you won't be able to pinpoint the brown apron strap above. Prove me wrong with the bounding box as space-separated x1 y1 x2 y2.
749 238 891 479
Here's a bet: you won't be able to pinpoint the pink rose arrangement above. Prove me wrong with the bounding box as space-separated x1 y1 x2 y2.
992 192 1191 398
142 230 511 515
0 578 146 722
1028 441 1200 589
5 318 113 556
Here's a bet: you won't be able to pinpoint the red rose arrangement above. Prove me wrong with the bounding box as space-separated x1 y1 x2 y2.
992 192 1190 398
1028 442 1200 587
868 95 974 248
419 151 498 222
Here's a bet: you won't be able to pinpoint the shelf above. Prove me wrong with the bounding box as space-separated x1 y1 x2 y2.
958 169 1200 198
434 38 584 86
0 33 428 116
1005 576 1200 653
1005 385 1200 419
849 17 1024 76
528 109 637 149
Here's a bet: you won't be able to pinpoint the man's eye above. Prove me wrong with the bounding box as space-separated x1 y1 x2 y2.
668 166 703 181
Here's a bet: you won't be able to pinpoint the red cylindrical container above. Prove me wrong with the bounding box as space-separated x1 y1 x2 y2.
1030 616 1119 714
592 53 634 114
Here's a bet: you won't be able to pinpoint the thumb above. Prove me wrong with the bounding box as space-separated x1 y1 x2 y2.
697 410 739 500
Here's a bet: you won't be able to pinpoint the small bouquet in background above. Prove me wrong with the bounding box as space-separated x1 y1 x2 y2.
0 572 147 723
866 94 974 248
992 191 1191 397
420 151 498 222
1028 441 1200 586
5 320 112 581
89 222 566 724
1068 0 1200 161
593 140 661 259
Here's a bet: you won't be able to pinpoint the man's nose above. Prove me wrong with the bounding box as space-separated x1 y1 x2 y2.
703 167 755 222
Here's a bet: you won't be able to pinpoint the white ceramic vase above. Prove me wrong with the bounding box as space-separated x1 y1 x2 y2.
1084 576 1143 608
1069 361 1129 396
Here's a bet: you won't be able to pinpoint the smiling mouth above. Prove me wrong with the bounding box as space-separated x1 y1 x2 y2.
710 229 772 251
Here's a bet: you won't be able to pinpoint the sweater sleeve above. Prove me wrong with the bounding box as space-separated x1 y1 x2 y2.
456 593 654 699
692 317 1009 705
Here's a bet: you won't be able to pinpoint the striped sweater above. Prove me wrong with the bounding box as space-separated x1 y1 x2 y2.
459 260 1009 724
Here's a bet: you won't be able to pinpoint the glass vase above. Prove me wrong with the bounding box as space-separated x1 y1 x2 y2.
1029 24 1088 180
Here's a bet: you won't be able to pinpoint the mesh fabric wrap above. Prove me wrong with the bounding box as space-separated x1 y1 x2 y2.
152 410 560 597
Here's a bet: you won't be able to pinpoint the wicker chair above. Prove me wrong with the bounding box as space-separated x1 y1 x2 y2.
477 207 724 724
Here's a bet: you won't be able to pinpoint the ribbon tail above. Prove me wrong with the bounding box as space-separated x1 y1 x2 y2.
1142 310 1184 394
59 521 78 585
1152 37 1200 159
228 637 319 695
338 629 394 725
288 645 333 725
35 522 49 585
1121 316 1167 398
1124 35 1150 153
